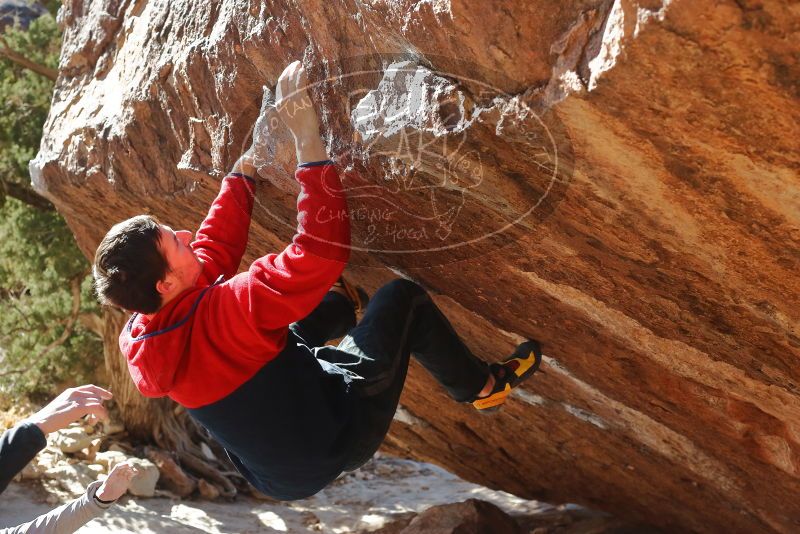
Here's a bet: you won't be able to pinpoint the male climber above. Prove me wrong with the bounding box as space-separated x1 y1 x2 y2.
92 60 543 500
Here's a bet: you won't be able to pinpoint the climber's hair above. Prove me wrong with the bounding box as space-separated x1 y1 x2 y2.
93 215 168 314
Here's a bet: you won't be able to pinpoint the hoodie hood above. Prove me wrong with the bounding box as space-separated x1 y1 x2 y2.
119 278 222 398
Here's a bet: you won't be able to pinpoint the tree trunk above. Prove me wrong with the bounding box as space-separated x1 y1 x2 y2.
1 180 56 211
102 308 241 497
0 37 58 81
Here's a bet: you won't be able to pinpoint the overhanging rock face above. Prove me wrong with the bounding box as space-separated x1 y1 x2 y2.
32 0 799 531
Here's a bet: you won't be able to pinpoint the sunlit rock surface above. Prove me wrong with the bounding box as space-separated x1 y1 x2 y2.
32 1 800 532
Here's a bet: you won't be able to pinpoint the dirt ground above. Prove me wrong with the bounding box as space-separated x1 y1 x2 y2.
0 453 576 533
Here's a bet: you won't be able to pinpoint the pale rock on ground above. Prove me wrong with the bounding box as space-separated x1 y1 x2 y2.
94 451 129 470
0 454 645 534
124 458 159 498
10 423 161 501
51 424 95 454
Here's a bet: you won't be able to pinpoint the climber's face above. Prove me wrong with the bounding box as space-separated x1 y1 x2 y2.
155 225 204 301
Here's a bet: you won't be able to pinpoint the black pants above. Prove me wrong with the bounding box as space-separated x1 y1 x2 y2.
291 279 490 470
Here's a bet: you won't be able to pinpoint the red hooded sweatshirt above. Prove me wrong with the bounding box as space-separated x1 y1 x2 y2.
119 163 350 409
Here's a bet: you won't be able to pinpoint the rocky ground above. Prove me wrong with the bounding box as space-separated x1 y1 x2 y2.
2 454 651 534
0 418 655 533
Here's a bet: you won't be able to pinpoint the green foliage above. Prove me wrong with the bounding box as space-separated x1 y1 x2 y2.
0 12 103 397
0 199 103 396
0 13 60 206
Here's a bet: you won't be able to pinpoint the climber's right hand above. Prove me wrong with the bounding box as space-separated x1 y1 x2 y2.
275 60 328 164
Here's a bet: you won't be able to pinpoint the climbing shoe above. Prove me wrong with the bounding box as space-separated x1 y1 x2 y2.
472 340 543 412
333 276 369 315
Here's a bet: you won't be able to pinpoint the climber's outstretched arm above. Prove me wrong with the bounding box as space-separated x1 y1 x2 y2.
208 60 350 332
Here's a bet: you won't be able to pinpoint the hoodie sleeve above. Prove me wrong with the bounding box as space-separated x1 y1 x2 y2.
191 174 256 283
215 162 350 332
0 422 46 495
0 480 111 534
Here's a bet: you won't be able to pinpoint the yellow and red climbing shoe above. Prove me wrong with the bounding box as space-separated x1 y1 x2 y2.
472 340 543 412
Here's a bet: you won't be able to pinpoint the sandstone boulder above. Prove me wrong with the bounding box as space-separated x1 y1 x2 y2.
397 499 521 534
31 0 800 532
